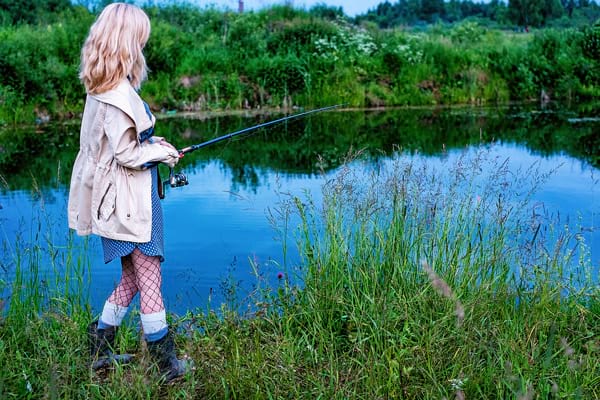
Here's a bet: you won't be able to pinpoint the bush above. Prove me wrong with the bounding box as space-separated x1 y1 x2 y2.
247 55 307 100
266 18 339 56
581 20 600 60
145 20 193 75
0 4 599 122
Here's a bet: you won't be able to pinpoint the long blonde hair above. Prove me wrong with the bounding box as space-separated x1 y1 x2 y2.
80 3 150 94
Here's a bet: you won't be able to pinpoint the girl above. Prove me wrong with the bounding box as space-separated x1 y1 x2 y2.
68 3 191 383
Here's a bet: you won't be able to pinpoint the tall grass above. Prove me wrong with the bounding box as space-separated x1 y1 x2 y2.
0 146 598 398
265 147 598 398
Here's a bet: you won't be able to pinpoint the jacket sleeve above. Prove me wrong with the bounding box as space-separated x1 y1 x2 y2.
104 105 179 170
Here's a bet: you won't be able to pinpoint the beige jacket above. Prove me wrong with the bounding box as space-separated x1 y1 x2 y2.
68 80 178 242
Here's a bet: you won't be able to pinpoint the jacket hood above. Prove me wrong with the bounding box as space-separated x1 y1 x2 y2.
90 80 154 135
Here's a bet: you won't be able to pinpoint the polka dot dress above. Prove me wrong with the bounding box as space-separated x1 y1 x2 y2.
101 166 165 263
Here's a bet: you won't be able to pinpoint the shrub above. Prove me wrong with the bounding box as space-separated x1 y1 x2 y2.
145 20 193 75
244 55 307 104
266 18 339 56
0 4 598 123
581 20 600 60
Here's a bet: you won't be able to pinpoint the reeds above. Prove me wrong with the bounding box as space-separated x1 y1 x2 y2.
263 145 599 398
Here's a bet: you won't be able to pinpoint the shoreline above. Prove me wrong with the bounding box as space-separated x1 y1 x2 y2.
3 98 592 130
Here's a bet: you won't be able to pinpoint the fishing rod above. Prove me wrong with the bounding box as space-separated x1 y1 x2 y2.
178 104 344 156
158 104 344 195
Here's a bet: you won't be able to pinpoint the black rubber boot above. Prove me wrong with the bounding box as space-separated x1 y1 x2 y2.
146 329 192 383
87 320 133 370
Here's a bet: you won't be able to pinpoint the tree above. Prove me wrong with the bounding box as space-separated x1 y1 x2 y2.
508 0 565 26
0 0 72 25
446 0 464 22
486 0 509 21
421 0 446 21
309 3 344 20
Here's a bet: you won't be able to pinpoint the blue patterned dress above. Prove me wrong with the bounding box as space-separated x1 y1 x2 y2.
101 102 165 263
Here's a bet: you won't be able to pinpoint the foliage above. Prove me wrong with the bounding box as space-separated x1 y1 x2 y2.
508 0 565 27
357 0 600 28
0 0 73 25
0 3 599 124
581 19 600 59
309 3 344 20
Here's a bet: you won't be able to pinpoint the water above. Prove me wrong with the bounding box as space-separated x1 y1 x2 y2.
0 104 598 314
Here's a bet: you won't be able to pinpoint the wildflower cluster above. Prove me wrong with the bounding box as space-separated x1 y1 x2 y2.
395 34 425 65
312 20 378 65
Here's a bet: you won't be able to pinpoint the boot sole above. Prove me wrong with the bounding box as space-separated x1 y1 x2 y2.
91 353 134 370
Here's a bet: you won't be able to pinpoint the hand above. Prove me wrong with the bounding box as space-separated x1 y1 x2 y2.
163 153 179 168
159 139 178 153
163 147 180 168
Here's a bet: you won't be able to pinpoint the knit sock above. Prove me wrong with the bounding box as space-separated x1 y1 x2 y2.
99 301 129 328
140 310 168 342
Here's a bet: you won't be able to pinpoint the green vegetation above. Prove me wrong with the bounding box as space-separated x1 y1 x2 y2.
0 2 598 397
1 105 597 191
0 2 599 125
0 0 72 25
358 0 600 27
0 147 598 398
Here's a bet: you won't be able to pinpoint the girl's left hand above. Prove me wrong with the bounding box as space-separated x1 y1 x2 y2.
159 140 178 152
153 137 178 153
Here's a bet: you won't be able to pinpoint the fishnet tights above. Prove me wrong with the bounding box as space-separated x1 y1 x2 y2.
107 248 165 314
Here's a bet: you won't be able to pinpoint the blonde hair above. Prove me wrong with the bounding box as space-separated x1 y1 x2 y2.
80 3 150 94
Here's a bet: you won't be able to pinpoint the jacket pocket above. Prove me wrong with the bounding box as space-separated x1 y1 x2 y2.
97 182 116 221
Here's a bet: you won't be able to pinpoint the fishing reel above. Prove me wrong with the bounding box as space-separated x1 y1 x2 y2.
167 168 188 188
160 167 188 199
158 168 189 200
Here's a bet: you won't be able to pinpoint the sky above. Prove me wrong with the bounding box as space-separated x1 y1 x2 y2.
195 0 383 17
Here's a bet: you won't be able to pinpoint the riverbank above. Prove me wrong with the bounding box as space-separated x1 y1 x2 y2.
1 6 599 126
1 147 597 398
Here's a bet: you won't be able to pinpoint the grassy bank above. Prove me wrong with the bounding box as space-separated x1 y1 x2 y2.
0 147 598 398
0 4 599 125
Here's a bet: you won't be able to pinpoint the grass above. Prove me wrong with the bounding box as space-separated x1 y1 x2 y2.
0 146 598 398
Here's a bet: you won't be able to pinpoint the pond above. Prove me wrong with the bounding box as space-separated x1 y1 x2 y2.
0 103 598 314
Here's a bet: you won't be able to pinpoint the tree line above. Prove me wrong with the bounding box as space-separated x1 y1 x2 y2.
357 0 599 27
0 1 598 125
356 0 600 28
2 0 599 27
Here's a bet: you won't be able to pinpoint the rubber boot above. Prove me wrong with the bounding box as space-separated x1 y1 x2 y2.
146 329 193 383
87 320 133 370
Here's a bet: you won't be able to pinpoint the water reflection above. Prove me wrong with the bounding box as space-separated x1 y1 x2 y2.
0 105 598 313
1 104 598 191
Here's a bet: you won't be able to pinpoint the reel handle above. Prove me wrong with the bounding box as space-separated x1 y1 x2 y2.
159 168 189 199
